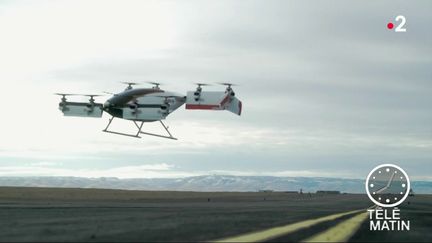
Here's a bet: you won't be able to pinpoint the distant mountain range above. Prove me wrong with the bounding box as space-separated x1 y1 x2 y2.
0 175 431 193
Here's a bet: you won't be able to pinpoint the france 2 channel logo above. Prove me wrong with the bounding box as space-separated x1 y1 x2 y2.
387 15 407 32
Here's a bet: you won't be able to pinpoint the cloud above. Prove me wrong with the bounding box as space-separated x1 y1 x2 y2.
0 163 358 179
0 1 431 180
0 163 429 180
29 161 62 167
0 163 185 178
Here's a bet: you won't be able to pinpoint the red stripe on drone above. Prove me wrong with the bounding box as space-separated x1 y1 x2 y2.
220 94 230 107
186 104 220 110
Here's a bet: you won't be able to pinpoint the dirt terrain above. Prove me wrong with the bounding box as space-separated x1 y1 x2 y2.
0 187 429 242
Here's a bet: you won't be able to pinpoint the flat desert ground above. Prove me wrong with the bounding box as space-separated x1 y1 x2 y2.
0 187 430 242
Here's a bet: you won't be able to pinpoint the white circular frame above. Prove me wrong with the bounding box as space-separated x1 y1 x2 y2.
365 163 410 208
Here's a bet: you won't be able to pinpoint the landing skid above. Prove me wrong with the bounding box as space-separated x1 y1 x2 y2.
102 116 177 140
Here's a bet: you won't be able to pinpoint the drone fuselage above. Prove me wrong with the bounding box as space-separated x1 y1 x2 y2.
103 88 185 122
56 83 241 139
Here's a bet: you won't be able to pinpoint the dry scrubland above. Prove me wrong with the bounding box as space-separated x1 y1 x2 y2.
0 187 430 242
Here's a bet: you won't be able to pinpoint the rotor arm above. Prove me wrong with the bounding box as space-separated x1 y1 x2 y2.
55 93 104 118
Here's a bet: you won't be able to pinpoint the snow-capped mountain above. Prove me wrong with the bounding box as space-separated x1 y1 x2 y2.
0 175 430 193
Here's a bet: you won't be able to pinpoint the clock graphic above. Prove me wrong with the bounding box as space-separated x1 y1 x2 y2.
366 164 410 207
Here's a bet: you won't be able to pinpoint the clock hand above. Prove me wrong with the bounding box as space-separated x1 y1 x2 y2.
386 171 396 188
375 171 397 195
375 185 388 194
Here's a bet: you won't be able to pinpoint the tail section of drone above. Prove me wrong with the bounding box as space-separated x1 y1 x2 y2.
185 83 242 115
56 94 104 118
226 96 242 115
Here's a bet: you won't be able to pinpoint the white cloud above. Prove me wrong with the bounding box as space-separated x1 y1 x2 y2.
0 1 430 180
29 161 62 167
1 164 429 180
0 163 338 179
0 0 179 74
0 163 187 178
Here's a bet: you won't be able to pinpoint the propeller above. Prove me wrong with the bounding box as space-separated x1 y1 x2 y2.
81 94 103 103
194 83 211 94
147 82 162 89
54 93 80 102
194 82 211 88
218 82 237 88
55 93 103 103
54 93 81 96
218 82 237 95
121 82 140 90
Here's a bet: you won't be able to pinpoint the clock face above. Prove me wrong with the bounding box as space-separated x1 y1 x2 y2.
366 164 410 208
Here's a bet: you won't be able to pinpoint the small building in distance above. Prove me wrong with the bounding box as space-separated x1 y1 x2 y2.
283 191 299 194
258 190 274 193
316 190 341 194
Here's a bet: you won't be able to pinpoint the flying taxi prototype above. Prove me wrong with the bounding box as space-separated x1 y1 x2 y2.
56 82 242 140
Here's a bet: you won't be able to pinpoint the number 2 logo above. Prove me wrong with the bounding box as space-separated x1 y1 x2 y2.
395 15 407 32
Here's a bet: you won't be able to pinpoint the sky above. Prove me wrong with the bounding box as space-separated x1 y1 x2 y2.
0 0 431 180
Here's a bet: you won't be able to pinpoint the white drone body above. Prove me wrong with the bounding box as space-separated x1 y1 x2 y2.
56 82 242 140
